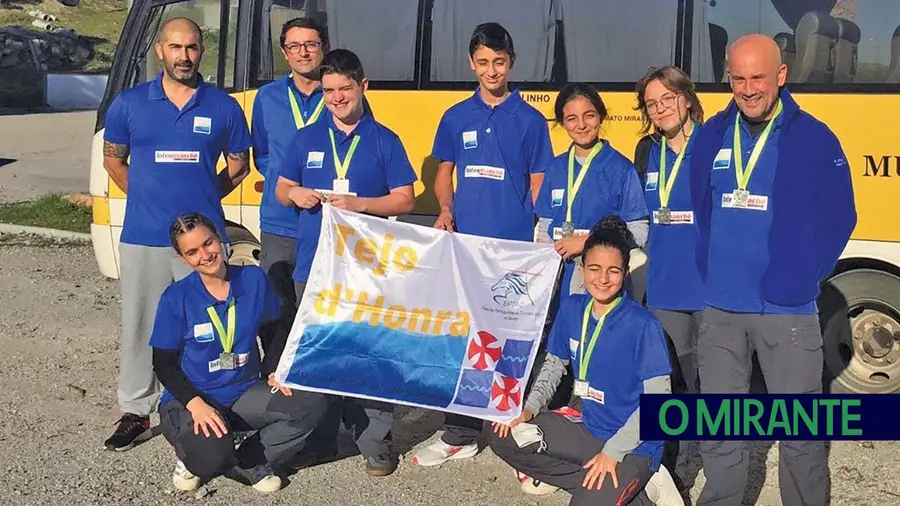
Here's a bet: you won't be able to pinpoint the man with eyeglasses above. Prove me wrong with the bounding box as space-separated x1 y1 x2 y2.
250 17 328 364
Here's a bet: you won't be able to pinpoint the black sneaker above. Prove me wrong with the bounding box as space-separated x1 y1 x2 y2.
103 413 151 451
365 452 398 477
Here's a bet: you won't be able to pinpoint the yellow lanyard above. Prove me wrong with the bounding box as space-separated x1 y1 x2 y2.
566 142 604 223
578 296 621 380
288 88 325 129
658 126 693 209
733 100 782 192
206 299 235 354
329 129 361 180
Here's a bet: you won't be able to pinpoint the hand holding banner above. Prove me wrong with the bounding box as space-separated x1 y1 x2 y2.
274 205 562 424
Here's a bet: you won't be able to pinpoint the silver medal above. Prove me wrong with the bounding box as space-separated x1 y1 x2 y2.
657 207 672 225
561 221 575 237
219 352 236 370
732 189 750 207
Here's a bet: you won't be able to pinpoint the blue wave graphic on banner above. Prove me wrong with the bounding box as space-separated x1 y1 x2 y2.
286 321 468 408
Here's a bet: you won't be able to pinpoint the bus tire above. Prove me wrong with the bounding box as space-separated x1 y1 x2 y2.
226 226 260 267
820 268 900 394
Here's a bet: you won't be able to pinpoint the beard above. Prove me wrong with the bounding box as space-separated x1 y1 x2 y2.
164 59 198 85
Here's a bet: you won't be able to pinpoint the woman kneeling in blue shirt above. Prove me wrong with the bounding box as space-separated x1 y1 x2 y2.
488 216 675 506
150 212 328 493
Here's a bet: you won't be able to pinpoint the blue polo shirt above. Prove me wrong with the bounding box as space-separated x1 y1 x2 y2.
431 88 554 241
251 74 325 238
535 142 648 299
150 264 281 407
280 113 418 283
547 293 670 470
643 136 704 311
103 71 252 247
707 114 817 314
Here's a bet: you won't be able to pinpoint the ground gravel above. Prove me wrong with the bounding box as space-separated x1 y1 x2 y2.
0 236 897 506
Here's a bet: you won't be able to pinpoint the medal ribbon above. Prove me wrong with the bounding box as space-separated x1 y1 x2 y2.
733 100 782 192
288 87 325 129
566 141 604 223
658 125 693 209
329 129 361 180
207 299 236 354
578 296 622 380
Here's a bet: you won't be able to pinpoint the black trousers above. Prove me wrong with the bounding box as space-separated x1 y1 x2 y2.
159 381 328 481
487 412 654 506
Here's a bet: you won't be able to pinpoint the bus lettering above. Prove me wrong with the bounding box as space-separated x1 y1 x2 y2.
522 93 551 103
862 155 897 178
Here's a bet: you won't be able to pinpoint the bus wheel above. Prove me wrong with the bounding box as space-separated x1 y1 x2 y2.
226 226 260 267
821 268 900 394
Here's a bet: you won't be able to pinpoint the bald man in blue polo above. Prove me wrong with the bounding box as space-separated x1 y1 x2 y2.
689 34 856 506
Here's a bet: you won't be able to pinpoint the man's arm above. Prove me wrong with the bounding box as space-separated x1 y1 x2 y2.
102 141 130 193
218 150 251 197
358 185 415 217
435 161 455 215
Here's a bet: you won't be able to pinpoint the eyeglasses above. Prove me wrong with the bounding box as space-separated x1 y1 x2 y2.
284 41 322 54
645 93 678 114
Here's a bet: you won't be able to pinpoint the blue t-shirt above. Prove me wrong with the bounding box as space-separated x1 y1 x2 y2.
535 142 648 299
642 136 705 311
251 74 325 238
547 293 671 469
103 71 252 247
150 265 281 407
706 115 817 314
280 113 418 283
431 88 555 241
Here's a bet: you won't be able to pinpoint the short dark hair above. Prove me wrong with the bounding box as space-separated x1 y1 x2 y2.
582 215 636 271
554 82 608 126
279 16 329 49
468 22 515 60
320 49 366 84
169 212 220 254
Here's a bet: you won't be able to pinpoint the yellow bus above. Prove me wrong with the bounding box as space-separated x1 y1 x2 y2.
89 0 900 395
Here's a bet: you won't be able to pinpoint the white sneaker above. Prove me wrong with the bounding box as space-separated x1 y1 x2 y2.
514 470 560 496
645 465 685 506
251 474 282 494
411 440 479 466
172 459 200 491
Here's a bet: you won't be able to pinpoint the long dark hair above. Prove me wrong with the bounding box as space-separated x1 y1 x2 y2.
554 82 608 126
169 212 221 254
582 215 635 271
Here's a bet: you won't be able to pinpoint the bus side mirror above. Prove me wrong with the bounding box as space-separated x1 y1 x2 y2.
57 0 80 6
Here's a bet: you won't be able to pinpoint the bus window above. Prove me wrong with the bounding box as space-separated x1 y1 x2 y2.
142 0 239 90
694 0 897 85
556 0 680 83
268 0 418 82
429 0 556 83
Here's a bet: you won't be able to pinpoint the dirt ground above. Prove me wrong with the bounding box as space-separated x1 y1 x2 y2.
0 235 897 506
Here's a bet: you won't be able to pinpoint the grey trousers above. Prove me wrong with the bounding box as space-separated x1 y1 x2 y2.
258 232 297 355
294 281 395 458
652 308 701 487
488 412 653 506
118 243 192 416
160 381 328 480
697 307 828 506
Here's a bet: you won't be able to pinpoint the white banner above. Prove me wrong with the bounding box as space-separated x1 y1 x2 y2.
274 205 562 423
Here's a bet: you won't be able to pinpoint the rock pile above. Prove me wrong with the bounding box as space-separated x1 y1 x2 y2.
0 26 93 72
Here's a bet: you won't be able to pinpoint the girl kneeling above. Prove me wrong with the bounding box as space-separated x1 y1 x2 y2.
489 216 674 506
150 212 328 493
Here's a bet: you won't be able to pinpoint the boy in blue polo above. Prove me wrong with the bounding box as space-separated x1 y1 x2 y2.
100 17 252 452
275 48 417 477
415 21 556 468
251 17 328 358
